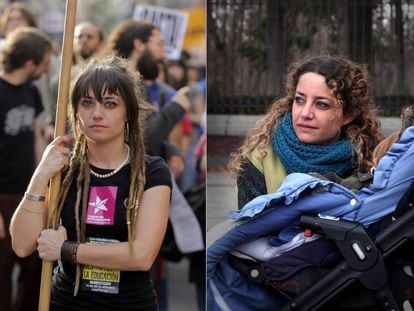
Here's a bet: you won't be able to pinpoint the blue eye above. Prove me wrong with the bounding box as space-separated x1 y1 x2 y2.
315 101 330 109
104 101 117 108
294 96 304 104
81 99 93 107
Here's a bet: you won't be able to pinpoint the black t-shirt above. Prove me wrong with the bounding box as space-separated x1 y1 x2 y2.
51 155 172 311
0 78 43 194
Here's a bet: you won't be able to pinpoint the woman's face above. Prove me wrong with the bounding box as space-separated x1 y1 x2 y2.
291 72 353 145
6 9 29 34
77 88 127 145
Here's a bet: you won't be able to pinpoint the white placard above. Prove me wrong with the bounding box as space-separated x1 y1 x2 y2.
169 178 204 254
133 4 189 60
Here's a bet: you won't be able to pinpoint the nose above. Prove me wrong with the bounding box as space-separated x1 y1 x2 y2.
44 61 50 72
160 49 166 60
299 101 314 119
78 38 88 48
91 103 103 119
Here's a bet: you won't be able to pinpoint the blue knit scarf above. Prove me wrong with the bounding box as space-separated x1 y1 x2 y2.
273 112 354 177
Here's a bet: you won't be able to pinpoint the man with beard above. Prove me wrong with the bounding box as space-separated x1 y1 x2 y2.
107 19 190 157
45 21 104 141
137 49 177 110
0 27 52 311
73 21 104 69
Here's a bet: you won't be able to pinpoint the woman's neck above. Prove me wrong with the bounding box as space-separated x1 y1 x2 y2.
87 141 129 169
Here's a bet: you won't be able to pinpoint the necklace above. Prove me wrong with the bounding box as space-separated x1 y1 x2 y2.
90 145 130 179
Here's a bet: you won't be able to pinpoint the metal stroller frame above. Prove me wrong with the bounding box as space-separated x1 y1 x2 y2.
227 180 414 311
282 208 414 310
280 177 414 311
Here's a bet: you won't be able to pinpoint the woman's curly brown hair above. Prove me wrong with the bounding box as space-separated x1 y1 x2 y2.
229 55 383 178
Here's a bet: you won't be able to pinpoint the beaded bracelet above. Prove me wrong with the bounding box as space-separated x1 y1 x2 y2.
61 240 80 264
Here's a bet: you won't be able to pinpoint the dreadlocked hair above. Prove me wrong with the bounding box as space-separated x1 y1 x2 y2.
53 56 152 294
229 55 383 179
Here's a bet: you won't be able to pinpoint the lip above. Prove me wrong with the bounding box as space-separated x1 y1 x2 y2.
296 124 317 130
89 124 107 128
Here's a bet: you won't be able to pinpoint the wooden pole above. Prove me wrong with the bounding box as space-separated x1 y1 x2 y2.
38 1 77 310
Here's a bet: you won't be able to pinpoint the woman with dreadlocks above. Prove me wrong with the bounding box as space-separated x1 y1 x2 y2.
10 56 172 310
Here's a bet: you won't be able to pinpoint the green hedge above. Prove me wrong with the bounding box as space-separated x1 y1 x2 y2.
375 95 414 116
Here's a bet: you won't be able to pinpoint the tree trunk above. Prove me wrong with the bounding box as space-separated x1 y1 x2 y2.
266 0 286 95
348 0 373 70
394 0 405 93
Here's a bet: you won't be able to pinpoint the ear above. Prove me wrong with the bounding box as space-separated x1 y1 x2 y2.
24 59 35 70
342 112 357 126
133 38 145 56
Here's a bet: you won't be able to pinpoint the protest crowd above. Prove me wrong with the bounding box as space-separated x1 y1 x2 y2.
0 1 206 311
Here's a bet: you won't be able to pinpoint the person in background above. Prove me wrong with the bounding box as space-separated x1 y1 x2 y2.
0 26 52 311
10 56 172 310
0 2 37 41
187 129 206 310
45 21 105 141
72 21 105 68
165 59 205 192
0 1 59 145
107 19 191 157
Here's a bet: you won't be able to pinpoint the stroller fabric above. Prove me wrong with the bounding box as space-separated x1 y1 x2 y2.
207 126 414 310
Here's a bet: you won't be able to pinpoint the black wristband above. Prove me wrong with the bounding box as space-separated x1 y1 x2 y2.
61 240 80 264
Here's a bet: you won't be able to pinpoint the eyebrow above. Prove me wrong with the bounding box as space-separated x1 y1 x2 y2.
102 94 119 98
296 91 332 101
83 93 119 98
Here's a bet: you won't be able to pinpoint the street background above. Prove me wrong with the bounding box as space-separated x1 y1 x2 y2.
4 1 206 310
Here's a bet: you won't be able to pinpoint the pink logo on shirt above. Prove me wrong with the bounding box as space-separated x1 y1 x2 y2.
86 186 118 225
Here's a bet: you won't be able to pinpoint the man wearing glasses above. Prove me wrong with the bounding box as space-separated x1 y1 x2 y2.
45 21 105 142
73 21 104 67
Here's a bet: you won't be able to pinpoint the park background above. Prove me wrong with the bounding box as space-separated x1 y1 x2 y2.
207 0 414 230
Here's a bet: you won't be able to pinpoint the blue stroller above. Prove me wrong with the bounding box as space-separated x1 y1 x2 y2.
208 126 414 310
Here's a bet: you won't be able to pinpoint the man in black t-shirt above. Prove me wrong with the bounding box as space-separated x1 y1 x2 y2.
0 27 53 311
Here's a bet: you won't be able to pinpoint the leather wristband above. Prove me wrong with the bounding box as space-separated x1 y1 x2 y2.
61 240 80 264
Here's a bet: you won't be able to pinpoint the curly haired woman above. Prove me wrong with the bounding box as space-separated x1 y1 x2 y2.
229 55 383 209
